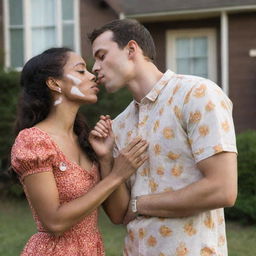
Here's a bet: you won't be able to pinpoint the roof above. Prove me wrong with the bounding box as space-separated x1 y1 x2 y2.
108 0 256 16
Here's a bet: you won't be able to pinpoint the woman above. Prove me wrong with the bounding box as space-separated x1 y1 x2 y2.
11 47 148 255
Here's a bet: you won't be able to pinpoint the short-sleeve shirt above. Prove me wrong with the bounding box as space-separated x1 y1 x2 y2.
112 70 237 256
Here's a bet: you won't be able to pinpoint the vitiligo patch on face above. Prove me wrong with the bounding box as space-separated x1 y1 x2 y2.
66 74 82 85
71 86 85 97
66 74 86 97
54 97 62 105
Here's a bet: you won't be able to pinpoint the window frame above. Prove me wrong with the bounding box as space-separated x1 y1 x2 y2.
3 0 80 69
166 28 217 82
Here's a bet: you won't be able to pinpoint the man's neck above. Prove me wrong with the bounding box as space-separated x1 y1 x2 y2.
127 62 163 102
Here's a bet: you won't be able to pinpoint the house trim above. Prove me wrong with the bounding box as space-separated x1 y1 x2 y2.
125 5 256 21
221 11 229 95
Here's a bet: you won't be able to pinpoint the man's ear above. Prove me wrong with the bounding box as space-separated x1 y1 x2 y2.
46 77 62 93
127 40 138 59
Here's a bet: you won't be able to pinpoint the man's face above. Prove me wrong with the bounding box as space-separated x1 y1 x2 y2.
92 31 133 93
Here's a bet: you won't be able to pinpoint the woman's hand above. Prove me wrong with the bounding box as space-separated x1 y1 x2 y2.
89 115 114 159
111 137 148 181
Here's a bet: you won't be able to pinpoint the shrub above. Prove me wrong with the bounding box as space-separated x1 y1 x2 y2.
225 130 256 224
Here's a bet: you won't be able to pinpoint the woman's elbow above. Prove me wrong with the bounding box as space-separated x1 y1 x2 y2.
43 222 66 237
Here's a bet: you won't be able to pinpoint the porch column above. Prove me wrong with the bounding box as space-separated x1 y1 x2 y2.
221 11 229 95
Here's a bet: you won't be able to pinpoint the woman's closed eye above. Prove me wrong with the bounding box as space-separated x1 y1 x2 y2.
77 70 85 74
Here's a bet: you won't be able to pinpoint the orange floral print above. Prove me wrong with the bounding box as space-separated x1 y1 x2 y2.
138 228 146 239
167 151 180 160
204 214 215 229
189 111 202 123
154 120 160 132
171 165 183 177
205 100 215 111
128 229 135 241
174 105 183 120
159 225 172 237
194 148 205 155
173 84 181 95
176 242 189 256
147 235 157 247
140 168 149 176
159 107 164 115
154 144 162 155
163 127 175 139
200 247 216 256
184 88 193 104
149 179 158 192
199 125 209 136
193 84 207 98
156 166 165 176
221 120 230 132
213 144 223 153
184 222 197 236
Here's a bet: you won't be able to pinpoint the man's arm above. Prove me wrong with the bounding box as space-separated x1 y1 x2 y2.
136 152 237 218
100 157 131 224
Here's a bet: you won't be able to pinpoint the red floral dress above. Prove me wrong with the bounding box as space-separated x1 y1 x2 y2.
11 127 105 256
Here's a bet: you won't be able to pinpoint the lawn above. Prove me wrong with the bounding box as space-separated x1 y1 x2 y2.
0 198 255 256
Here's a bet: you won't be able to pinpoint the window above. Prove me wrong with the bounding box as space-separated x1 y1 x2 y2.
4 0 80 68
166 29 217 82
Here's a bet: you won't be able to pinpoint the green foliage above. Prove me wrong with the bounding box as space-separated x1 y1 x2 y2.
0 70 21 196
81 86 132 126
225 130 256 224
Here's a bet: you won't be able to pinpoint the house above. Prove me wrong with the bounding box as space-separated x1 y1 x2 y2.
0 0 255 133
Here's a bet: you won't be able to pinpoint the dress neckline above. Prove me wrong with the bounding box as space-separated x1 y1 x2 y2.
30 126 95 173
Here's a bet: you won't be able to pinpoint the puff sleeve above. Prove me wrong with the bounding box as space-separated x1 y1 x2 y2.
11 128 57 181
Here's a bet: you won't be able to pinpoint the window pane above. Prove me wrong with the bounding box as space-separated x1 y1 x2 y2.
62 0 74 20
193 37 207 57
193 58 208 78
31 28 56 56
10 29 24 67
31 0 55 26
176 38 190 58
9 0 23 25
62 24 74 49
177 59 190 75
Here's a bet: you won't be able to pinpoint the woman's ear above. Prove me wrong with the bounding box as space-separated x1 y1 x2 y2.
46 78 62 93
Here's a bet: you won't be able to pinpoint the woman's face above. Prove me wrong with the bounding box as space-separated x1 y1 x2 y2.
56 52 99 105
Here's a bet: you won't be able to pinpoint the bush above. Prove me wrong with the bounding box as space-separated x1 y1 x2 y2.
225 130 256 224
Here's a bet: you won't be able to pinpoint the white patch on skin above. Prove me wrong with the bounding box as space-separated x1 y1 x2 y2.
71 86 85 97
66 74 82 85
54 97 62 106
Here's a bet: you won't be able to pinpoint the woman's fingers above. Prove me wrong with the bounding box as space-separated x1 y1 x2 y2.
123 137 144 152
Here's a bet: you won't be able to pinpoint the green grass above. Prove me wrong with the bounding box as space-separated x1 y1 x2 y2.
0 199 256 256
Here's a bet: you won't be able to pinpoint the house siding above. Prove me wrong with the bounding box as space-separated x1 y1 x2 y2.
229 12 256 133
79 0 118 63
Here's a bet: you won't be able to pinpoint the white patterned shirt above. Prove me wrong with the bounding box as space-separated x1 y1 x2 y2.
112 70 237 256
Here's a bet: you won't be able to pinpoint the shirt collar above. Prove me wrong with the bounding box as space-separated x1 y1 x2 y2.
134 70 174 106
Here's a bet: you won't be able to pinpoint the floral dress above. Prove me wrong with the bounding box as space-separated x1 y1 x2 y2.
11 127 105 256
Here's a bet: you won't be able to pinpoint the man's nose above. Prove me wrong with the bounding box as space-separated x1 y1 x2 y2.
92 62 99 73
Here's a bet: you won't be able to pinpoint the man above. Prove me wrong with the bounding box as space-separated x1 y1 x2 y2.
89 19 237 256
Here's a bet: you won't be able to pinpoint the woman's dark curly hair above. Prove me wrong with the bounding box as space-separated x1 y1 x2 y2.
14 47 97 162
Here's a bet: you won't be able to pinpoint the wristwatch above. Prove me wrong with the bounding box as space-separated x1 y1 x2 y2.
131 196 138 214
